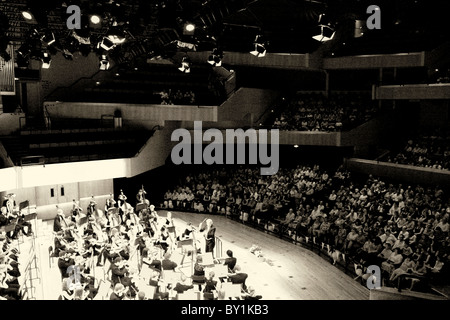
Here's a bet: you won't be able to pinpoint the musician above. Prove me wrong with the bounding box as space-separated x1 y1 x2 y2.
87 196 97 217
173 274 194 294
228 265 248 291
11 210 33 239
199 218 216 255
155 225 171 253
141 246 162 272
165 211 177 241
203 271 218 300
53 206 68 233
110 283 126 300
105 193 116 212
110 256 129 285
57 251 75 280
117 189 128 209
3 194 16 216
193 255 206 277
149 270 169 300
136 188 147 205
161 252 178 271
223 249 237 273
0 207 8 227
176 222 194 241
53 231 67 257
71 199 82 216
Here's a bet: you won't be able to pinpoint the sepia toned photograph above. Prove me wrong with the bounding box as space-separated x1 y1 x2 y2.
0 0 449 308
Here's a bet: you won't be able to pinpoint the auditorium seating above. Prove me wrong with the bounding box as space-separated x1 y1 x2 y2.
0 127 154 165
383 127 450 171
159 164 450 295
268 92 378 132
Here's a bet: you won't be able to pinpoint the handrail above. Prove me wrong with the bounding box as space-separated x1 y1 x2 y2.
43 69 103 101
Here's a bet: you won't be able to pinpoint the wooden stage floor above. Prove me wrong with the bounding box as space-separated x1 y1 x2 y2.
168 210 370 300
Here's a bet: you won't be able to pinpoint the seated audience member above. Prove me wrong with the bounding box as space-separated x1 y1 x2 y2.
381 248 404 275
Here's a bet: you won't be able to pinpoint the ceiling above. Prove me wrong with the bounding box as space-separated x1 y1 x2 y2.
1 0 449 68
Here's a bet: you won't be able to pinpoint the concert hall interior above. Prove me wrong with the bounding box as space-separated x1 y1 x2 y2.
1 0 450 301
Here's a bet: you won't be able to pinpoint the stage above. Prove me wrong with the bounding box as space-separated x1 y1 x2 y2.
31 210 370 300
166 210 370 300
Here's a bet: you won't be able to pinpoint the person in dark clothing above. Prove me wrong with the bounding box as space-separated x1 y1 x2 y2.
223 249 237 272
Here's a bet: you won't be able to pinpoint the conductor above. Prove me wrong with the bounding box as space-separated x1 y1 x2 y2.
199 218 216 255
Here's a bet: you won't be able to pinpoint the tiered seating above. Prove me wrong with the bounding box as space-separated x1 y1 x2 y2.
0 128 154 165
268 92 378 132
159 164 450 294
384 127 450 170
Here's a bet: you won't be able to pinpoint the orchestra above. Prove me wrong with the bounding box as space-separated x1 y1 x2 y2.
1 185 247 301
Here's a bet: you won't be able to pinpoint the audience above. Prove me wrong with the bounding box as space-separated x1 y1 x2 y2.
158 89 196 105
385 127 450 170
270 92 378 132
160 163 450 292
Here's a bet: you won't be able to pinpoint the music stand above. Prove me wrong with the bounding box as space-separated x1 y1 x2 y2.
178 239 195 273
198 252 214 267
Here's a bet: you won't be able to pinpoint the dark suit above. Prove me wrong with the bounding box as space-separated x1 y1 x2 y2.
58 258 75 279
110 264 128 285
174 282 194 294
229 273 248 290
224 257 237 272
161 258 177 271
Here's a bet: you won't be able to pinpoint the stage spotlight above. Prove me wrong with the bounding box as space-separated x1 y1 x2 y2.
250 43 266 57
250 35 267 57
178 56 191 73
41 52 51 69
90 15 101 25
21 11 34 21
40 29 56 46
99 54 110 71
354 20 367 38
183 23 196 35
207 48 223 67
312 25 335 42
98 36 115 51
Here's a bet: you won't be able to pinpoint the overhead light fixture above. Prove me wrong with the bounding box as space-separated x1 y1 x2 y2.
90 15 101 25
22 11 33 20
250 34 267 57
312 25 335 42
99 54 110 70
178 56 191 73
354 20 367 38
207 48 223 67
41 29 56 46
98 36 115 51
41 52 51 69
183 23 196 35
